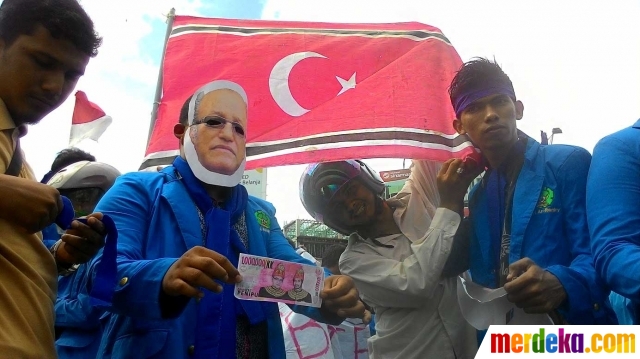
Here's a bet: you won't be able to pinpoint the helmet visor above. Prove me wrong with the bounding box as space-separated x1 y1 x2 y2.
307 160 361 201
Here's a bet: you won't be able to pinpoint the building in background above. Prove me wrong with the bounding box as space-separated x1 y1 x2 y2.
283 219 346 261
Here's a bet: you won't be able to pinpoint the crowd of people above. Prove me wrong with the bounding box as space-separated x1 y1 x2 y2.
1 0 639 359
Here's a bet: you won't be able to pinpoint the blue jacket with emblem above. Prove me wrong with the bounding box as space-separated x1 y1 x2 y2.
91 166 330 359
467 136 615 325
588 119 640 323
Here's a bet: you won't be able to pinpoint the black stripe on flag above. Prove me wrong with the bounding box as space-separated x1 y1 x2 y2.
171 25 451 44
246 131 470 157
139 132 472 170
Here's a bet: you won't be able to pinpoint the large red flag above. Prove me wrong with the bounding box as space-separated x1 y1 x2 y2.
143 16 475 170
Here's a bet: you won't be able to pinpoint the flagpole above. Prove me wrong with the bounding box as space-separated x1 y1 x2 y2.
146 8 176 145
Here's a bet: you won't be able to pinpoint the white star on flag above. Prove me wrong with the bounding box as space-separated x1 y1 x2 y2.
336 72 357 96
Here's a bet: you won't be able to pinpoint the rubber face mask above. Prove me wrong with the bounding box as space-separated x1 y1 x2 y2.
184 80 248 187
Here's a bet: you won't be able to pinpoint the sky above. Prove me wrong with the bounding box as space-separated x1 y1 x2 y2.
14 0 640 225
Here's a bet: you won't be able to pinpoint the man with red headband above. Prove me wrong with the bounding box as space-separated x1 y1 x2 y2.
448 58 616 329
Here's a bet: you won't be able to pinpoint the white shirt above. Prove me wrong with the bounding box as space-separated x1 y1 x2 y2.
339 160 477 359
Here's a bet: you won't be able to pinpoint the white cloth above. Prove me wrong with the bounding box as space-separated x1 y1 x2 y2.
339 160 478 359
279 303 370 359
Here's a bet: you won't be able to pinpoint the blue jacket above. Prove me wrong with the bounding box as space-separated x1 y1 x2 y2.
92 167 331 359
42 224 105 358
42 223 60 250
588 119 640 323
55 264 105 358
468 136 615 325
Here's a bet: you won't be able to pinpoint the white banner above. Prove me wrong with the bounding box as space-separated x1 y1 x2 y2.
279 303 370 359
242 168 267 199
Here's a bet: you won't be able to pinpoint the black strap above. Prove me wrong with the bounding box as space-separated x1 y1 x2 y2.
4 139 23 177
498 179 516 286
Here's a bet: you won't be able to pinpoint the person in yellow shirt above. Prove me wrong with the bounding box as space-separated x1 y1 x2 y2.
0 1 107 358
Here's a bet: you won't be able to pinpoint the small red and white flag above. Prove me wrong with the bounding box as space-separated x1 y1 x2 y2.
69 91 112 146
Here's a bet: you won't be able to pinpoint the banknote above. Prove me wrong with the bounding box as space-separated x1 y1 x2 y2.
235 253 324 308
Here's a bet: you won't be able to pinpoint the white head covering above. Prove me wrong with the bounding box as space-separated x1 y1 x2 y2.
183 80 248 187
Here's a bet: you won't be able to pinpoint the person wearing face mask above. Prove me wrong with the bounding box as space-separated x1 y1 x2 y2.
90 80 365 359
45 160 120 359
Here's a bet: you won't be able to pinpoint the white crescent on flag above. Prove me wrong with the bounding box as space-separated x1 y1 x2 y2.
69 91 112 146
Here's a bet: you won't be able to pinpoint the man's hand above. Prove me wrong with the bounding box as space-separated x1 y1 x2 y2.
0 175 62 233
362 309 372 325
504 257 567 314
320 275 365 319
437 159 483 213
162 246 242 299
56 212 106 265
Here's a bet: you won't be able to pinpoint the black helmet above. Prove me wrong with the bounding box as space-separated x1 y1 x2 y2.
299 160 384 235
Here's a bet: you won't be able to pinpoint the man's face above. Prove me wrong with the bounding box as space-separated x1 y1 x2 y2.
190 89 247 175
272 276 284 289
453 94 523 152
293 277 303 290
0 25 90 126
326 179 377 227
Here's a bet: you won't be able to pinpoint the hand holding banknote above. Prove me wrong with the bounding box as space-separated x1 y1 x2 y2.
163 246 243 298
320 275 366 321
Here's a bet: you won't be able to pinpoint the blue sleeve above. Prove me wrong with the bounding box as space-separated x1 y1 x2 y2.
588 135 640 301
91 175 180 320
42 223 60 249
544 148 610 324
55 265 103 329
263 201 315 266
262 202 342 325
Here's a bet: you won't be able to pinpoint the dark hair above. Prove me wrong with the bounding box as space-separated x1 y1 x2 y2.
448 57 514 109
51 147 95 173
0 0 102 57
322 244 346 269
179 91 207 126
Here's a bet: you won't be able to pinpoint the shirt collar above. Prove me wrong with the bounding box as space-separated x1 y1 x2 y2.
0 99 16 131
348 231 402 246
